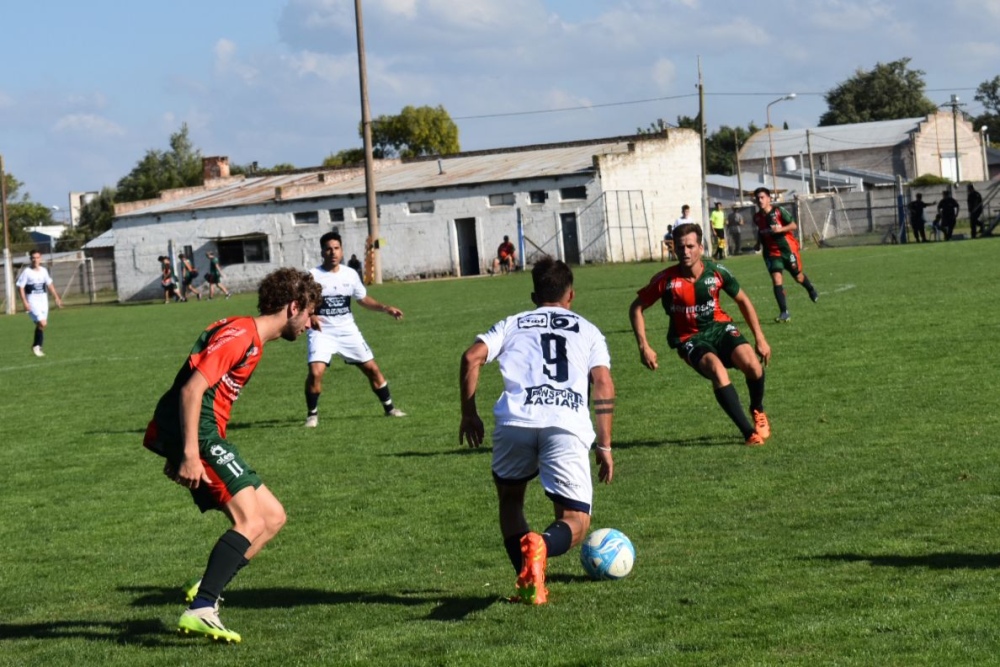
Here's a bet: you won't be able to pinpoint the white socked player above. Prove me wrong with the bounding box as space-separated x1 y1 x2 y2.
17 249 63 357
303 231 406 427
459 256 615 605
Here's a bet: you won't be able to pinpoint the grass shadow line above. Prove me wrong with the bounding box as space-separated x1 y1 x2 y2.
812 552 1000 570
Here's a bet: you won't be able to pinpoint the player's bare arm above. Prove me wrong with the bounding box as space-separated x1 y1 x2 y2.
48 283 63 308
177 370 213 489
590 365 615 484
628 297 658 370
458 341 488 448
733 290 771 366
358 295 403 320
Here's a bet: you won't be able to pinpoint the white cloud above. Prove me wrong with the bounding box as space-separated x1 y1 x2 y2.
214 38 258 83
52 114 125 137
651 58 677 91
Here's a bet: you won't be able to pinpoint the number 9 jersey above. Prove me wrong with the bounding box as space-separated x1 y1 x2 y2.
476 306 611 444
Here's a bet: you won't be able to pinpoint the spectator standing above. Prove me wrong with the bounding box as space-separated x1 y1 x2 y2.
205 251 232 299
727 204 745 255
967 183 984 239
907 193 933 243
937 190 960 241
710 202 726 259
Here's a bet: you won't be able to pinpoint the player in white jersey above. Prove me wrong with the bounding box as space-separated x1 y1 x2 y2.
459 256 615 605
303 232 406 427
16 250 63 357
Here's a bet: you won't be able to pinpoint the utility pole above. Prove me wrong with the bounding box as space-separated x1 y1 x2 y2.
944 94 966 184
1 154 14 315
697 57 709 256
806 129 817 195
354 0 381 284
734 128 744 203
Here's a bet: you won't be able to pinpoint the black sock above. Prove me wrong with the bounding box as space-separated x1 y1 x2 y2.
504 532 529 574
190 530 252 609
800 275 816 294
306 391 320 414
541 520 573 559
373 382 394 413
33 329 43 348
773 285 788 313
714 384 755 439
746 371 765 413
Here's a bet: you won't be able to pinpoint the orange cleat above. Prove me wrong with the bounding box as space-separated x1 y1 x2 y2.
515 532 548 605
752 410 771 441
745 432 766 447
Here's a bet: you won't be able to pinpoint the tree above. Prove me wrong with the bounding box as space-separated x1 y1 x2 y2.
973 75 1000 146
115 124 203 202
819 58 938 126
3 171 52 246
322 149 366 168
368 105 460 159
69 187 117 244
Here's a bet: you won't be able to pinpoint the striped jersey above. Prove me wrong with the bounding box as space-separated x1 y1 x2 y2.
753 205 801 258
151 317 263 446
636 260 741 348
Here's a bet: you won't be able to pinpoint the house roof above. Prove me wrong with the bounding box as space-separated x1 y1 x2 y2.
113 134 660 219
740 117 925 161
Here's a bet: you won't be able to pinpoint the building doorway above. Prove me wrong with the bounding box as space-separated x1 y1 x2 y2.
454 217 480 276
560 212 580 264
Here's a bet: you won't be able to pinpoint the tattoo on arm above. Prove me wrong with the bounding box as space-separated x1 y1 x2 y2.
593 398 615 415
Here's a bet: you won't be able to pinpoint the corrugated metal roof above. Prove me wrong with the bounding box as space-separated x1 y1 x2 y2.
115 136 643 218
741 117 924 161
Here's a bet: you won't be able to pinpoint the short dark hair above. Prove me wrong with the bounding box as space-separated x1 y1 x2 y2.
531 256 573 304
257 268 322 316
320 231 342 248
672 222 703 245
754 187 771 198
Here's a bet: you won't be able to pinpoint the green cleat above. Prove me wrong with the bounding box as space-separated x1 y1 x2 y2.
177 605 241 643
182 577 202 603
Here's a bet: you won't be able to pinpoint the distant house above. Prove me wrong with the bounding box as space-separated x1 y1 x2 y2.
109 132 702 301
738 111 988 192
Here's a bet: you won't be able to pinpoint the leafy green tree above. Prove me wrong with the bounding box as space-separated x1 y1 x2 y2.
2 172 51 245
368 105 460 159
322 149 366 168
115 124 203 202
65 187 117 245
819 58 938 126
973 75 1000 146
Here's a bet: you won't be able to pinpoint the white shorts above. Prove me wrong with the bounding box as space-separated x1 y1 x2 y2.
492 425 594 513
28 302 49 324
307 328 374 365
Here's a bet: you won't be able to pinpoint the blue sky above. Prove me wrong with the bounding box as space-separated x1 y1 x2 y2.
2 0 999 213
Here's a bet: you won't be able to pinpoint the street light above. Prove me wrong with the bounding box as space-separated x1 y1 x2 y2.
981 125 990 180
766 93 796 192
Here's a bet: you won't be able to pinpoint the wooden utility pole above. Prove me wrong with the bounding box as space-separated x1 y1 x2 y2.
697 57 709 256
354 0 381 284
1 154 14 314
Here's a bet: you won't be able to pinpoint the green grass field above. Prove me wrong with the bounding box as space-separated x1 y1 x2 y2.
2 240 1000 666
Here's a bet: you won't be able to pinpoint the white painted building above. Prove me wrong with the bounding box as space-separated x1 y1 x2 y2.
111 132 700 301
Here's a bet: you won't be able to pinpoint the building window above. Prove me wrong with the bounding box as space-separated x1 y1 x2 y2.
218 235 271 265
329 208 345 222
294 211 319 225
355 205 381 220
529 190 547 204
407 200 435 214
560 186 587 201
489 193 515 207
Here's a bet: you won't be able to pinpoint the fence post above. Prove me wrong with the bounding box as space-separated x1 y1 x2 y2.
866 191 874 233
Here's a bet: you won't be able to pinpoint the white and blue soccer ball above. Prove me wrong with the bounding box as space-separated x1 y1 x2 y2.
580 528 635 580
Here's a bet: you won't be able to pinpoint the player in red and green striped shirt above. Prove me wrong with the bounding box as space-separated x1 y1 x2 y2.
143 268 321 643
629 223 772 446
752 186 819 322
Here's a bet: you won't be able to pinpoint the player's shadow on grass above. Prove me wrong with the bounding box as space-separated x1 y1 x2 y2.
392 447 491 458
814 553 1000 569
227 418 305 430
0 618 177 647
616 434 735 449
121 586 496 621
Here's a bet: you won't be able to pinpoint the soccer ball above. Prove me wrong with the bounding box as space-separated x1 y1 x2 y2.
580 528 635 580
